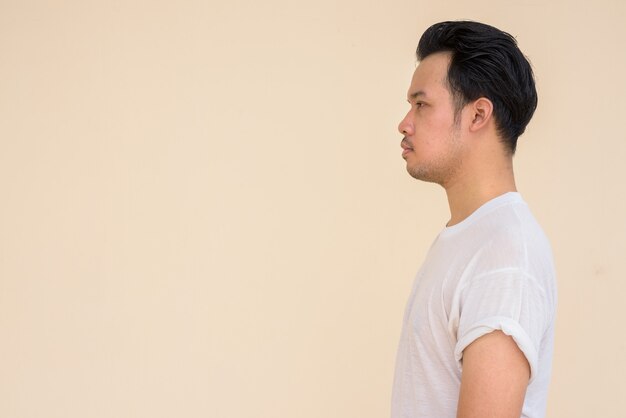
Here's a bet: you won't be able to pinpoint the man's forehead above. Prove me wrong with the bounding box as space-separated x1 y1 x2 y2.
407 54 451 99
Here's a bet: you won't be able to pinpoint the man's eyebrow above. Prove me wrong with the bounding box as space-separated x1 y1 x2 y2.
407 91 426 101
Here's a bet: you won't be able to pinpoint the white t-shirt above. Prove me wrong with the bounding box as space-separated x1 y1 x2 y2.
391 192 557 418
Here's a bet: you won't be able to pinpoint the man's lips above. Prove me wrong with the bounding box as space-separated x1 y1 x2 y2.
401 138 414 156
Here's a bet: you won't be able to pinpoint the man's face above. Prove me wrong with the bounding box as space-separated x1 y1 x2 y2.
398 52 466 186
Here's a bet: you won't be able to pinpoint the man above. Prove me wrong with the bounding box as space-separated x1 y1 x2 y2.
391 21 557 418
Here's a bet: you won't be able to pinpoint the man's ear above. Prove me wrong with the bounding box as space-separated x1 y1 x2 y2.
468 97 494 132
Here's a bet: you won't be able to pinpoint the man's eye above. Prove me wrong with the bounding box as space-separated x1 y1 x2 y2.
415 102 424 108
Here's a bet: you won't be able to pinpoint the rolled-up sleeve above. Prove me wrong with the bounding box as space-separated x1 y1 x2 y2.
453 268 550 384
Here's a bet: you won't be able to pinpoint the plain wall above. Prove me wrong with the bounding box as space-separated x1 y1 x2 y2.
1 0 625 417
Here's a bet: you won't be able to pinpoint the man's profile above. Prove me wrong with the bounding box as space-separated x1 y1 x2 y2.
391 21 557 418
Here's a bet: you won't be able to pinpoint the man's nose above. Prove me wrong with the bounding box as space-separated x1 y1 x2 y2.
398 111 413 136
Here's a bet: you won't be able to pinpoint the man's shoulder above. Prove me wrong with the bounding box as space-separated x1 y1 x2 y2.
460 200 555 279
472 196 550 246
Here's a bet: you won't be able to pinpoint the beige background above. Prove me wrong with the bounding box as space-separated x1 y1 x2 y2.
1 0 625 417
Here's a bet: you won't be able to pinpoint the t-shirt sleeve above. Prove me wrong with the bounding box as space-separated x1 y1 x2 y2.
453 268 550 383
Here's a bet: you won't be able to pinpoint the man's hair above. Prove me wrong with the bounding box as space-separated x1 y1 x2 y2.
417 21 538 154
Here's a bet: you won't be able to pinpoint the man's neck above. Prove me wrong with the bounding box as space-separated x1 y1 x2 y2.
443 159 517 227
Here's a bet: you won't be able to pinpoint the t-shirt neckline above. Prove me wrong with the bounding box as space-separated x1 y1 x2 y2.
439 192 523 238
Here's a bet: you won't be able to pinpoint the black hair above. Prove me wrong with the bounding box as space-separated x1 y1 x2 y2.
417 21 537 154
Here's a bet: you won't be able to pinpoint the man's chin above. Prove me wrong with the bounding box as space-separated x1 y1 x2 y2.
406 165 442 185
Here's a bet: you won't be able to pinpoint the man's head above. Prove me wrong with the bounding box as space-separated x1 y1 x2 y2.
416 21 537 155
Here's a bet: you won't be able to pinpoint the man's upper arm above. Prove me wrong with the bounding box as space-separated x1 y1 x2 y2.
456 330 530 418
